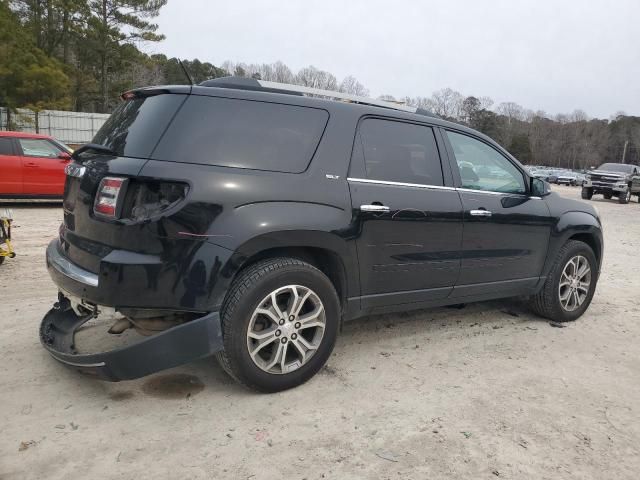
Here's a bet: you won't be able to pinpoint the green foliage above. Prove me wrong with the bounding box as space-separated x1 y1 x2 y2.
0 1 70 110
509 134 533 164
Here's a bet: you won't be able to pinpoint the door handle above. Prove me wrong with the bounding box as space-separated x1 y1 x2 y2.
470 209 492 217
360 204 390 212
24 162 39 168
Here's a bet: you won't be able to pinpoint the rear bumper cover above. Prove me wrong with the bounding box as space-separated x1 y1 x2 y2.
43 239 225 381
39 301 223 381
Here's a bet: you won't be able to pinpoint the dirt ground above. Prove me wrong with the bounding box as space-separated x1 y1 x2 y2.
1 186 639 480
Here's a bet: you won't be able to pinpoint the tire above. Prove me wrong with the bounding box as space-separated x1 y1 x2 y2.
603 192 612 200
581 187 593 200
619 189 631 204
215 257 340 392
0 255 4 266
529 240 598 322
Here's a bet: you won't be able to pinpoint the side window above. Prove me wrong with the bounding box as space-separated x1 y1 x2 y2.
358 118 443 186
446 131 526 194
0 138 14 155
153 96 329 173
18 138 61 158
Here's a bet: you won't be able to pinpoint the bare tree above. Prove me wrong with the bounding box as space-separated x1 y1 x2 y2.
429 88 463 120
339 75 369 96
295 66 338 91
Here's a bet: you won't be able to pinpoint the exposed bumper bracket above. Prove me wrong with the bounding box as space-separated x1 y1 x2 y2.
40 301 223 381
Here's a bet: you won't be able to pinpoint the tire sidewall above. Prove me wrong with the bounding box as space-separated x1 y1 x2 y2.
223 264 340 391
548 243 598 321
619 189 630 204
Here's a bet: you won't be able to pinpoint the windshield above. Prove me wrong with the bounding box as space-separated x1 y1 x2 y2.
597 163 635 173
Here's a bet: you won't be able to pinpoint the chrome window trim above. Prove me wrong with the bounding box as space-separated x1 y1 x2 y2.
346 177 542 199
456 187 528 197
346 177 455 191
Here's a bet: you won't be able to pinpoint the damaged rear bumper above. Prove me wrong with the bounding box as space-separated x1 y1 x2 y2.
39 300 223 381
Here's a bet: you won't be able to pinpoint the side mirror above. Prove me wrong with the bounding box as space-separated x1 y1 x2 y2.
58 152 71 160
531 177 550 197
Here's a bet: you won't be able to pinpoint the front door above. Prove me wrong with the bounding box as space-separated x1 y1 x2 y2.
0 137 22 194
348 117 463 309
442 130 552 297
17 137 70 195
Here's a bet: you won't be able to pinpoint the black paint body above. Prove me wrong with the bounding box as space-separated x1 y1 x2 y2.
48 84 604 323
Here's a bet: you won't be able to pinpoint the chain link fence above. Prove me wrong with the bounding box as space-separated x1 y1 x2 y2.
0 107 110 147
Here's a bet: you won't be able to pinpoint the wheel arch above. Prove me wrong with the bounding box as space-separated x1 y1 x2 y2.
542 211 603 278
208 230 358 316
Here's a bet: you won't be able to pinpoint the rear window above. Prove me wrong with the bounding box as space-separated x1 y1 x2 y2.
92 94 186 158
152 96 329 173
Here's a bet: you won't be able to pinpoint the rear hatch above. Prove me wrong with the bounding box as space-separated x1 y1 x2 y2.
61 86 330 274
61 90 189 273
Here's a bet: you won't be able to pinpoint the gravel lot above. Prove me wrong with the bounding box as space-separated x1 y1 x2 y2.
1 186 639 479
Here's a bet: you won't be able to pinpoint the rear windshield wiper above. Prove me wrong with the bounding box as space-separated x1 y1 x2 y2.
71 143 118 160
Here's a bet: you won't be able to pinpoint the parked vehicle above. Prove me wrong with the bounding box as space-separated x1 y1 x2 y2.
41 78 604 392
582 163 640 203
0 131 73 198
555 171 579 186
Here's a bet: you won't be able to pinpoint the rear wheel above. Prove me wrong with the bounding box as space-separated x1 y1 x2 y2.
216 257 340 392
603 192 612 200
529 240 597 322
619 189 631 204
581 187 593 200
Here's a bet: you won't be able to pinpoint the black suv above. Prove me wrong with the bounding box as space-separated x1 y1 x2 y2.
581 163 640 204
41 78 603 392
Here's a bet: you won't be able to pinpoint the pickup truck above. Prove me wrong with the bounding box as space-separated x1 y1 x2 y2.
582 163 640 204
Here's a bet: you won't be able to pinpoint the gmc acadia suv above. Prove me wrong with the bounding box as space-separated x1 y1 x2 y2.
41 78 603 392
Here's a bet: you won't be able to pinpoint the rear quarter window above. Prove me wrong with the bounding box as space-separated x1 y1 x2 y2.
92 94 186 158
152 96 329 173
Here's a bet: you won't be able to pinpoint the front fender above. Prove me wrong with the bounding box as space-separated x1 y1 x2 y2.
542 211 603 278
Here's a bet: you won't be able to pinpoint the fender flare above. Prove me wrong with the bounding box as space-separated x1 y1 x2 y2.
542 211 603 278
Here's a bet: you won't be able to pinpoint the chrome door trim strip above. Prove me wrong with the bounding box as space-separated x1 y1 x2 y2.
347 177 456 192
347 177 545 201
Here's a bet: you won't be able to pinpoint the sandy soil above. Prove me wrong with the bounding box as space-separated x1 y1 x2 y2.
1 186 639 479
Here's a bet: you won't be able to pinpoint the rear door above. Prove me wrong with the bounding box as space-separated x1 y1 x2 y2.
348 117 463 309
0 137 22 194
442 130 552 297
16 137 70 195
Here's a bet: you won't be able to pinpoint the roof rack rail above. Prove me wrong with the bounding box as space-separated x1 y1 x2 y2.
199 76 437 117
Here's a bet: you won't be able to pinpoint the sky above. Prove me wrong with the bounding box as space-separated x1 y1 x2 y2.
152 0 640 119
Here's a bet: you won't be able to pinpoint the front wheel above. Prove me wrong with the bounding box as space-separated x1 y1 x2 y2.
619 189 631 204
603 192 612 200
216 257 340 392
529 240 598 322
581 187 593 200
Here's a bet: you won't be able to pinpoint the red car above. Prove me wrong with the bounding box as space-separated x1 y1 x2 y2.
0 131 73 197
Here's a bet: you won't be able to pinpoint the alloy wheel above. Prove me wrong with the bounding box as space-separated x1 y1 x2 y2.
558 255 591 312
246 285 326 374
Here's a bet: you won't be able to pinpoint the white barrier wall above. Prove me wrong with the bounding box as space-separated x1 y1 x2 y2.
0 107 110 145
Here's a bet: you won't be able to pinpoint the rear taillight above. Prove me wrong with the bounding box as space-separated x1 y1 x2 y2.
94 177 128 219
